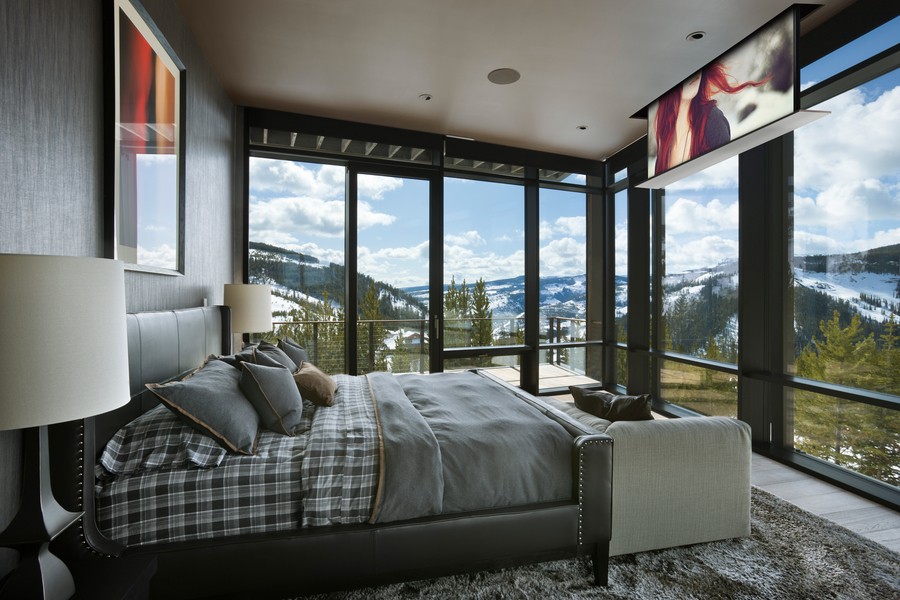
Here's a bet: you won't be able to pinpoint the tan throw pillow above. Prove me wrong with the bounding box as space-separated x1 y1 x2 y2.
293 362 337 406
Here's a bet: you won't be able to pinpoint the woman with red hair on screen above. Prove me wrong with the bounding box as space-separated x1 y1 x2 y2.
654 62 771 174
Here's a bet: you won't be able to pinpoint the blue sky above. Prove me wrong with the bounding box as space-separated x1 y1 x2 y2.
248 20 898 285
249 162 586 288
135 154 178 269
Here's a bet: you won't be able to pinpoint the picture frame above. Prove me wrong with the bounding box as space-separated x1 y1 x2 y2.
106 0 186 274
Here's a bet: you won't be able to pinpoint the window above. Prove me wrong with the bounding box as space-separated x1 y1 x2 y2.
356 174 430 374
789 66 899 487
614 189 628 385
539 187 595 390
443 177 524 371
801 16 900 89
791 68 900 396
659 156 739 416
247 157 346 373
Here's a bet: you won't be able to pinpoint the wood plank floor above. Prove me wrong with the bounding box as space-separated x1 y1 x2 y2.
752 452 900 553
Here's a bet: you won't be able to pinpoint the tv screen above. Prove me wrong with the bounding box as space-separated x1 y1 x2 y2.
647 9 796 179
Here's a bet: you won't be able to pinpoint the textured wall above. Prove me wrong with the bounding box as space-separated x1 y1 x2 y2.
0 0 235 580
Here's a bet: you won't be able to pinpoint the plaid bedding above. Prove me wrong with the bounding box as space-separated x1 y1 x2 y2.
95 401 316 547
95 374 381 545
300 374 381 527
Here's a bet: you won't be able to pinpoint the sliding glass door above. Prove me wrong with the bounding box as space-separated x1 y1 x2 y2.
352 170 432 374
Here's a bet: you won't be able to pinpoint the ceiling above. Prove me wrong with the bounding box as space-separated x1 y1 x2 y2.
176 0 855 161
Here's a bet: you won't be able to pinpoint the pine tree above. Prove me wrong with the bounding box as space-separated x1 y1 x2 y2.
392 331 411 374
360 283 388 373
471 277 493 366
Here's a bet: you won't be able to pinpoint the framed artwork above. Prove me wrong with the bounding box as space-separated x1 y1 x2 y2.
107 0 185 274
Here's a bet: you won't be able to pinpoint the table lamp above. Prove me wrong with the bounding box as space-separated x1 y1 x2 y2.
223 283 272 338
0 255 130 599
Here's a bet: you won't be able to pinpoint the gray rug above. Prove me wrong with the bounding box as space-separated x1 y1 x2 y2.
302 488 899 599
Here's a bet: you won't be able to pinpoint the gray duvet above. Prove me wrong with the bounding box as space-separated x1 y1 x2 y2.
370 371 574 523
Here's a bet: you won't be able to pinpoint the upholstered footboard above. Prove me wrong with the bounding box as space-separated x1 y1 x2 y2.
605 416 750 556
547 394 751 557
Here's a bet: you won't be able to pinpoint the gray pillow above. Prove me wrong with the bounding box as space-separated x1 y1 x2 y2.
278 337 311 366
217 344 258 369
256 341 298 370
239 362 304 436
570 386 616 416
147 358 260 454
569 386 653 422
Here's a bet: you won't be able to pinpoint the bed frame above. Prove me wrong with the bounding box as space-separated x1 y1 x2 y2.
69 306 612 599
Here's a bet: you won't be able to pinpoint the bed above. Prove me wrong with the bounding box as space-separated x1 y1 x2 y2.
72 306 612 599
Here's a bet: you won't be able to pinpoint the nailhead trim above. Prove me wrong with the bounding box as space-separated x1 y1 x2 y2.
577 437 612 545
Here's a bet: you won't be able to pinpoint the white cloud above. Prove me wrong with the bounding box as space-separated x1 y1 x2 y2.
358 241 429 286
792 230 849 256
444 243 524 283
665 197 739 235
666 155 739 192
540 237 585 276
250 195 345 241
445 230 486 247
553 216 586 237
540 217 585 240
615 223 628 273
358 174 404 200
249 158 344 199
795 86 900 193
853 227 900 253
358 201 396 228
249 194 395 247
665 235 738 273
793 179 900 235
137 244 177 269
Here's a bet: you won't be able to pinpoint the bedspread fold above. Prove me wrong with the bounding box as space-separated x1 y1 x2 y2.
366 372 443 523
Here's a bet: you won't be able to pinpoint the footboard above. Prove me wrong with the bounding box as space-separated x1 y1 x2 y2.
576 435 613 585
472 370 613 584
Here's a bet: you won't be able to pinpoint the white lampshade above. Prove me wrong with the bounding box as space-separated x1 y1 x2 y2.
0 255 130 430
224 283 272 333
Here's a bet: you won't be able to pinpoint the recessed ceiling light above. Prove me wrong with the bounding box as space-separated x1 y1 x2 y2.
419 93 433 101
487 68 521 85
576 125 588 131
686 31 705 41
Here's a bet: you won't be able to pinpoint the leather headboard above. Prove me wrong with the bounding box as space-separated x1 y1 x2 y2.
92 306 232 458
63 306 232 557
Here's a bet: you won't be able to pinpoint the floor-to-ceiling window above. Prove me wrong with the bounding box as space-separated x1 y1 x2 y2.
354 172 431 375
538 185 598 390
787 18 900 489
657 156 740 417
245 115 602 388
247 156 347 373
614 188 629 386
442 176 525 371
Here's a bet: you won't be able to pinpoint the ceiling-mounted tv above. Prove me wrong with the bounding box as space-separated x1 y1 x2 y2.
642 8 802 185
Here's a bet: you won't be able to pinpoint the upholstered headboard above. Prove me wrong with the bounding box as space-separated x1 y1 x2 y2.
78 306 231 557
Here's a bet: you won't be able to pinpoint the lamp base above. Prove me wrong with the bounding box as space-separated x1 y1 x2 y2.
0 426 82 600
0 543 74 600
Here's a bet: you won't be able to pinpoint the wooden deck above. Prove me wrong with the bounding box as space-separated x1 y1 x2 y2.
479 363 599 391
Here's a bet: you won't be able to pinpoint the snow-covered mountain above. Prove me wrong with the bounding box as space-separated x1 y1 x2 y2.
250 241 899 332
404 273 591 321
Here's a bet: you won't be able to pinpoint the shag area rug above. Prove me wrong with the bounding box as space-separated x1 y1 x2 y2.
299 487 899 599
